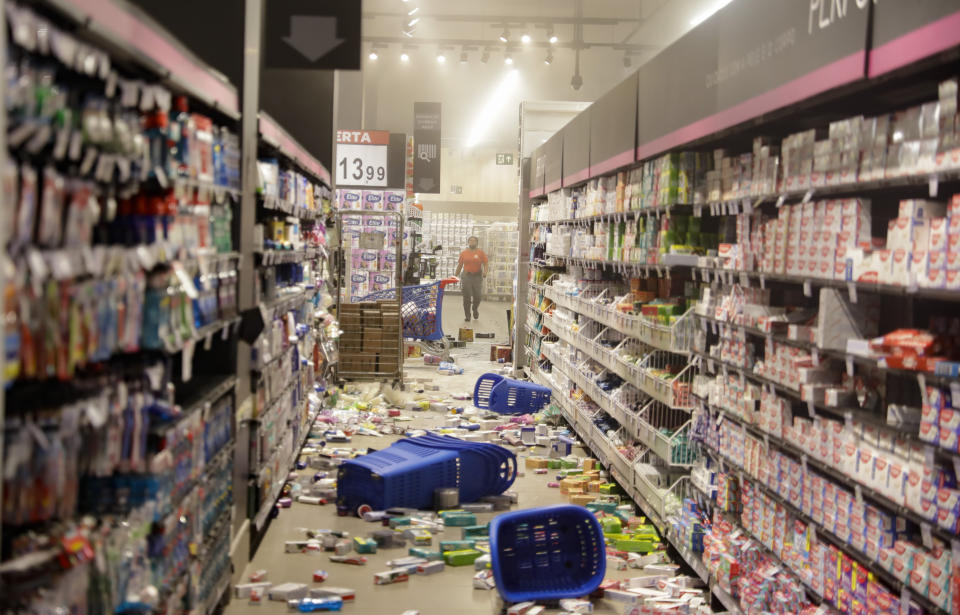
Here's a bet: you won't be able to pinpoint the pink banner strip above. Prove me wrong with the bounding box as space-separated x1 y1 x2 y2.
589 149 635 179
545 179 562 194
563 168 590 187
636 51 865 162
71 0 238 115
868 10 960 78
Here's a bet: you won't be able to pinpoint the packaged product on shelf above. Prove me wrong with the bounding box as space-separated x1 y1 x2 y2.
338 189 362 210
383 190 405 212
362 190 384 211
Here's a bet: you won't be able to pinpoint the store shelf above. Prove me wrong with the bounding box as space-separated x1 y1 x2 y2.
255 247 322 266
258 193 325 219
693 266 960 304
543 255 676 277
697 395 958 546
258 113 331 186
716 447 950 615
531 204 694 226
544 343 696 468
202 567 233 615
44 0 240 118
545 313 694 410
262 286 317 318
702 168 960 212
535 364 741 615
546 286 694 355
152 375 237 436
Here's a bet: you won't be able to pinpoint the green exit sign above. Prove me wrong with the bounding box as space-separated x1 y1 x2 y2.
496 153 514 165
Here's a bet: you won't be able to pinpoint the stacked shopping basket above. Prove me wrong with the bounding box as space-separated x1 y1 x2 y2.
336 434 517 515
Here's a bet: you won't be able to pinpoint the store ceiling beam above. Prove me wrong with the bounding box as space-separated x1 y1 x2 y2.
363 12 643 26
362 36 659 51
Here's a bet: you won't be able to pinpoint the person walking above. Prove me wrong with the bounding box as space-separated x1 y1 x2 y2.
454 236 488 322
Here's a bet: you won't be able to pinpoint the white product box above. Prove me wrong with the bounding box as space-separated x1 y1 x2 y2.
900 199 946 219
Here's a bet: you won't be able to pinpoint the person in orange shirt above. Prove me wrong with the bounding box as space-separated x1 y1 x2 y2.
454 236 488 322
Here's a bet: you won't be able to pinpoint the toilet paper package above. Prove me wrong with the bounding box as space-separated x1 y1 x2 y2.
349 271 369 299
358 249 380 271
380 251 399 271
370 272 394 292
338 189 362 211
384 190 405 212
362 190 384 211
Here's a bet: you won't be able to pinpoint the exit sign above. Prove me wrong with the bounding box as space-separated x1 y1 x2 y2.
496 153 514 165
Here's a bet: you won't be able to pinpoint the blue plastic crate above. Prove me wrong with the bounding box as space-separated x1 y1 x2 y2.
489 505 606 603
336 445 460 515
474 373 551 415
395 436 516 502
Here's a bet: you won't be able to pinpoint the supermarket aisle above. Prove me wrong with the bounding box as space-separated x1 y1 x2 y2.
224 345 634 615
441 297 514 344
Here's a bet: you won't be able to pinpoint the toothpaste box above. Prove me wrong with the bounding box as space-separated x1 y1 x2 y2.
919 421 939 445
940 408 960 430
899 199 947 219
929 218 949 252
939 425 958 451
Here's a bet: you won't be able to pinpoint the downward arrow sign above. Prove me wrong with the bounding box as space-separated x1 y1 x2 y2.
283 15 345 62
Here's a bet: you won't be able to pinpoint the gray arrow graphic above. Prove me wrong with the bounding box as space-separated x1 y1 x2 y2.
418 177 436 191
282 15 345 62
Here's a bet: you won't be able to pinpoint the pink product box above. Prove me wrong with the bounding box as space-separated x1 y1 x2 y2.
940 408 960 430
919 421 939 445
947 251 960 271
899 199 946 219
343 229 361 249
382 190 405 212
361 190 384 210
940 424 958 450
342 214 363 228
338 189 362 210
949 232 960 253
929 218 948 252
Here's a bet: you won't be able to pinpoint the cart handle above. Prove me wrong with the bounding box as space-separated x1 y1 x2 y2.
439 277 459 289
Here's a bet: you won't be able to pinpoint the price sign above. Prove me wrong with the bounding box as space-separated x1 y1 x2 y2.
335 129 389 187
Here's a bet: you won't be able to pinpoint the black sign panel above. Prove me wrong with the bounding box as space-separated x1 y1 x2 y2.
636 0 868 160
590 72 638 177
544 133 563 194
413 102 442 193
388 133 407 190
870 0 960 77
561 110 591 187
266 0 361 71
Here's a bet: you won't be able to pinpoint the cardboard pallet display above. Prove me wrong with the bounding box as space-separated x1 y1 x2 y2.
337 301 403 377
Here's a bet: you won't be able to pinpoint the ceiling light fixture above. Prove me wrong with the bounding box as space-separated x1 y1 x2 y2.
544 53 553 65
400 52 410 62
460 50 468 63
549 34 558 44
504 55 513 65
369 51 378 60
623 53 632 68
690 0 733 27
521 33 531 43
481 49 490 63
407 6 418 15
407 17 420 27
498 27 509 43
437 53 446 63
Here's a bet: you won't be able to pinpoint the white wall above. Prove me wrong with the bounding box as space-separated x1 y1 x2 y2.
418 145 519 204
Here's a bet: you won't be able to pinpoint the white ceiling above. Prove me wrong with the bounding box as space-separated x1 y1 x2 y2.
359 0 731 149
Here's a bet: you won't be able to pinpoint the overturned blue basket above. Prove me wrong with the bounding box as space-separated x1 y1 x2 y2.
474 373 552 415
490 505 606 603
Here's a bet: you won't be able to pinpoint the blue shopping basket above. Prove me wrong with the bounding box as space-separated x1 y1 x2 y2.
359 277 458 342
489 505 606 603
336 445 461 515
474 373 552 415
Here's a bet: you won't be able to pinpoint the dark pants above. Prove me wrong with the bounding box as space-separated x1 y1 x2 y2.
461 272 483 318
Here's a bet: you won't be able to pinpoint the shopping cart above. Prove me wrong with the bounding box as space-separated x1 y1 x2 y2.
359 277 459 361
